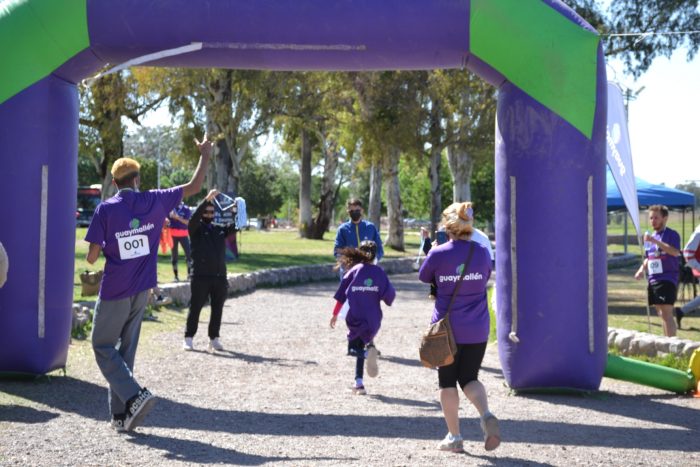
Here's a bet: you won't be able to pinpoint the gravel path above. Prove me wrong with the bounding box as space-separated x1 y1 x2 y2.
1 272 699 466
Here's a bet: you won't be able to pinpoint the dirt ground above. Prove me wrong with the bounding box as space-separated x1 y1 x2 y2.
1 272 699 466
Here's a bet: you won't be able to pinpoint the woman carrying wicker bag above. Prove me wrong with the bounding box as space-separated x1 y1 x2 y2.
418 201 500 453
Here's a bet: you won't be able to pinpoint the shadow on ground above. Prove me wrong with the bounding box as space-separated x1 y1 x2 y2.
2 374 698 452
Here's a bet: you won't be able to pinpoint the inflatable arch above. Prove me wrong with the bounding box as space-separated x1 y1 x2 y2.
0 0 607 390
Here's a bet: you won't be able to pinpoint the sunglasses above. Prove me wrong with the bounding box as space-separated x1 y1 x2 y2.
203 211 215 215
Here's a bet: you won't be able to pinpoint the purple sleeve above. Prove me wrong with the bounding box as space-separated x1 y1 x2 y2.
84 205 105 247
382 275 396 306
418 250 435 284
156 187 184 214
333 272 353 303
669 230 681 249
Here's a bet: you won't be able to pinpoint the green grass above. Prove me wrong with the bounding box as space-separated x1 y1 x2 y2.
607 210 698 240
73 227 423 302
607 265 700 341
607 347 691 372
73 226 700 344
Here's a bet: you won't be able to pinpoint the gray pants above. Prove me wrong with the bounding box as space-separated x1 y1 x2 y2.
91 290 148 416
681 295 700 314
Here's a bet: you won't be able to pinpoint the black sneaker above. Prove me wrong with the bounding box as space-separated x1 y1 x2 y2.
675 307 684 329
111 413 126 432
124 388 156 431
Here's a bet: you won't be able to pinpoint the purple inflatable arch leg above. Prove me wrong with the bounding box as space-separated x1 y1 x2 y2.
0 77 78 374
494 46 608 391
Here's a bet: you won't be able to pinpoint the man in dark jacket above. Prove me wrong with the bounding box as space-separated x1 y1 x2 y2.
183 189 237 352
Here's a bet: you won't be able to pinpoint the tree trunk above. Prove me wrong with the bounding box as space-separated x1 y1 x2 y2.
384 147 404 251
97 120 123 199
92 74 126 199
204 71 240 195
368 161 382 229
447 145 474 203
429 147 442 237
298 128 313 238
309 138 339 239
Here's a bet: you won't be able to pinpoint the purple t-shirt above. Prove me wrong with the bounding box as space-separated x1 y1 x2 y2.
85 187 183 300
334 263 396 344
418 239 492 344
169 203 192 230
644 227 681 285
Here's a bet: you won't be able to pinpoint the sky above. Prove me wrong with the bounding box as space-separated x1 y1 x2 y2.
136 48 699 189
610 49 699 188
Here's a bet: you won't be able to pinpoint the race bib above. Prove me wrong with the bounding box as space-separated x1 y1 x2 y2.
648 258 663 275
118 234 150 260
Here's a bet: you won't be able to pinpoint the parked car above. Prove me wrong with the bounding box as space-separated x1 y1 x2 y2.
76 185 101 227
403 218 430 229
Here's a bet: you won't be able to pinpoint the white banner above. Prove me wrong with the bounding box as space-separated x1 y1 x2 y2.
606 81 641 238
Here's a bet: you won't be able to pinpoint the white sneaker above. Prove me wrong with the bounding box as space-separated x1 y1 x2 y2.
208 337 224 352
183 337 194 351
366 345 379 378
437 433 464 452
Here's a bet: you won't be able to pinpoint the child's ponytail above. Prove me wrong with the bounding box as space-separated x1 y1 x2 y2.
334 240 377 271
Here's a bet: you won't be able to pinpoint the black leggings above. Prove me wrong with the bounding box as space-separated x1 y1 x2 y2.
171 236 192 273
438 342 487 389
348 337 366 380
185 277 227 339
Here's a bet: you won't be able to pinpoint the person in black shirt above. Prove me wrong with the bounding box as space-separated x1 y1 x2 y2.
183 190 237 352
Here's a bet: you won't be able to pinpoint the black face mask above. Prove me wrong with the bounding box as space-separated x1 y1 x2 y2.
349 210 362 222
202 216 214 224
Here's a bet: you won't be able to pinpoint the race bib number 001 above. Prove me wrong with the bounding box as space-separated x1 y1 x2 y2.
648 258 663 275
118 234 150 260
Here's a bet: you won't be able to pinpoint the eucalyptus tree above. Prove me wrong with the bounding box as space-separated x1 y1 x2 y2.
568 0 699 77
275 72 353 239
443 73 496 207
350 71 424 251
132 68 286 196
79 71 164 198
416 69 496 234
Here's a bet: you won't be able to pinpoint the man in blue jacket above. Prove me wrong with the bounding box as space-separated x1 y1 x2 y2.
334 199 384 264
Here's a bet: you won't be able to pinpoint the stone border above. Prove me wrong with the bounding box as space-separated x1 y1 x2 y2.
73 257 700 359
71 258 418 333
608 327 700 358
160 257 418 306
607 252 640 269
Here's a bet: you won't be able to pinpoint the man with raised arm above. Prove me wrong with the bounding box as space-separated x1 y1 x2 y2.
85 135 212 432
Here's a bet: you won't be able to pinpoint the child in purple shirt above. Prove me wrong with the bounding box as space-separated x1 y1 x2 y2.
330 241 395 395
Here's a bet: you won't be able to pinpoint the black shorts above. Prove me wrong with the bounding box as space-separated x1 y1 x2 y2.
647 281 677 306
437 342 487 389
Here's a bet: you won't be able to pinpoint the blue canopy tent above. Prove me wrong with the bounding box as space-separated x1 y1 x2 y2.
607 170 695 210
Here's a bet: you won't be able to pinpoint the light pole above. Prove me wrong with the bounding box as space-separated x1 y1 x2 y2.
156 138 161 189
156 127 177 189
